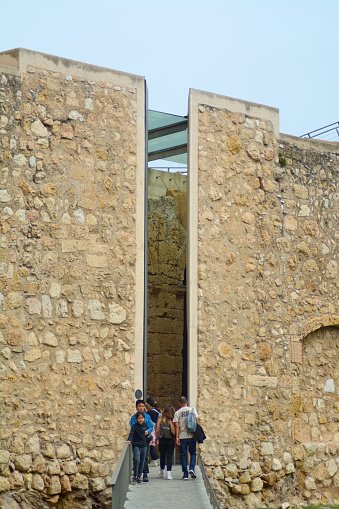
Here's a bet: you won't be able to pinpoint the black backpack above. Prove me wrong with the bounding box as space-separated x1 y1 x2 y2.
160 420 172 439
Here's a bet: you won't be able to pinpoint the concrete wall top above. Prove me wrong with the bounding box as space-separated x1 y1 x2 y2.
0 47 145 89
279 132 339 154
189 88 280 135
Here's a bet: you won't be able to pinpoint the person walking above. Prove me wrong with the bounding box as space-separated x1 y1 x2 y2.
156 404 176 480
146 397 161 466
173 396 199 480
129 399 153 482
127 411 148 484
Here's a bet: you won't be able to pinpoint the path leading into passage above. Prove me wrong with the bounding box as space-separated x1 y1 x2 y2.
124 464 212 509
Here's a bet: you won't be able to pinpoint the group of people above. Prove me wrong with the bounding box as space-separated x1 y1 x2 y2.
127 396 199 484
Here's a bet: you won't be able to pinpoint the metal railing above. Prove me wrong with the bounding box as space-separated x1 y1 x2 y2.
198 455 221 509
148 165 187 175
300 121 339 142
110 443 132 509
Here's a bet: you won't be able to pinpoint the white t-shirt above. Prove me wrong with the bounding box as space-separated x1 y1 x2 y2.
173 406 199 439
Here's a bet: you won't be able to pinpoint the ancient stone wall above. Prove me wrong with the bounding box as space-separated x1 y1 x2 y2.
192 96 339 508
147 183 187 409
0 49 145 508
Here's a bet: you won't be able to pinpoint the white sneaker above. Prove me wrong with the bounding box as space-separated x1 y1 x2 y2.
149 460 159 467
166 471 173 480
158 469 164 477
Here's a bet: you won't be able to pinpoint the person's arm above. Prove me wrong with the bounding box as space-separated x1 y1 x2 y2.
155 417 162 440
129 414 136 427
127 425 134 444
168 419 175 436
194 409 200 425
175 422 180 446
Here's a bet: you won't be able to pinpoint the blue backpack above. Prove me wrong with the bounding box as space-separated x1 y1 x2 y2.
186 408 197 433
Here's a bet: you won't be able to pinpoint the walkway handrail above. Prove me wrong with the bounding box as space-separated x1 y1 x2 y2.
110 442 132 509
198 455 221 509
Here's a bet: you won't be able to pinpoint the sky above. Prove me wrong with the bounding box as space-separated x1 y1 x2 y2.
1 0 338 139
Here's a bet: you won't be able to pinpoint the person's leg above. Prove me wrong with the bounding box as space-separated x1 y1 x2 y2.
166 440 175 471
139 446 147 479
180 439 189 477
142 442 150 477
150 445 158 460
158 438 166 471
132 446 140 480
188 438 197 476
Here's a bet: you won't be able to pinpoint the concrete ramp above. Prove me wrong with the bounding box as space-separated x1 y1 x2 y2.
124 464 212 508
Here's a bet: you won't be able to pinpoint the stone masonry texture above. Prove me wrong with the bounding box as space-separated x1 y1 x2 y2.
147 187 187 409
1 48 339 509
195 101 339 508
0 50 145 508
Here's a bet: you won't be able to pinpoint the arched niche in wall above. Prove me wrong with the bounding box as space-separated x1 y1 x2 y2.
292 317 339 444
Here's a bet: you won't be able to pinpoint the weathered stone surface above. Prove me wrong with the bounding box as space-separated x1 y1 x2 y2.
60 475 72 493
0 450 10 464
47 459 61 475
7 293 23 309
47 475 61 495
261 442 274 455
42 331 58 346
9 470 24 489
71 473 89 489
10 437 25 455
31 119 48 137
0 477 10 492
88 300 105 320
32 454 45 474
108 302 126 324
67 349 82 363
24 348 42 362
89 477 106 491
25 435 40 455
56 444 71 459
32 473 45 491
14 454 32 472
62 461 77 475
261 472 276 486
42 444 56 458
305 476 317 490
250 477 263 492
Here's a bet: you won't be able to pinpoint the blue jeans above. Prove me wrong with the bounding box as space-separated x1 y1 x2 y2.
179 438 197 474
132 445 147 479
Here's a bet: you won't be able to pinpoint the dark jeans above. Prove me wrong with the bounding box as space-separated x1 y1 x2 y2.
179 438 197 474
159 438 175 471
132 445 147 479
143 442 149 474
150 444 158 460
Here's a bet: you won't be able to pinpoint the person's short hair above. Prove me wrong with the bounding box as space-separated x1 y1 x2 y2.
135 411 145 420
135 399 145 408
146 397 156 407
179 396 187 405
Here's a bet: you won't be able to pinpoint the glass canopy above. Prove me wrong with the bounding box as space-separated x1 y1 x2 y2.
148 110 187 164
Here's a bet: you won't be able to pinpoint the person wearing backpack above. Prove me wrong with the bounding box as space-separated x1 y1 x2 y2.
173 396 199 480
146 397 161 466
155 404 176 480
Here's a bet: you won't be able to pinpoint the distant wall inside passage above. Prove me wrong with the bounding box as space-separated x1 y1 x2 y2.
147 170 187 408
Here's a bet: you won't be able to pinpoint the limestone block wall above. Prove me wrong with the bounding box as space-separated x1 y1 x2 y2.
147 185 187 409
0 49 145 508
189 90 339 508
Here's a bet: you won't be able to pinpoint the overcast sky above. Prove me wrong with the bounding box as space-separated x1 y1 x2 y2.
1 0 338 138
